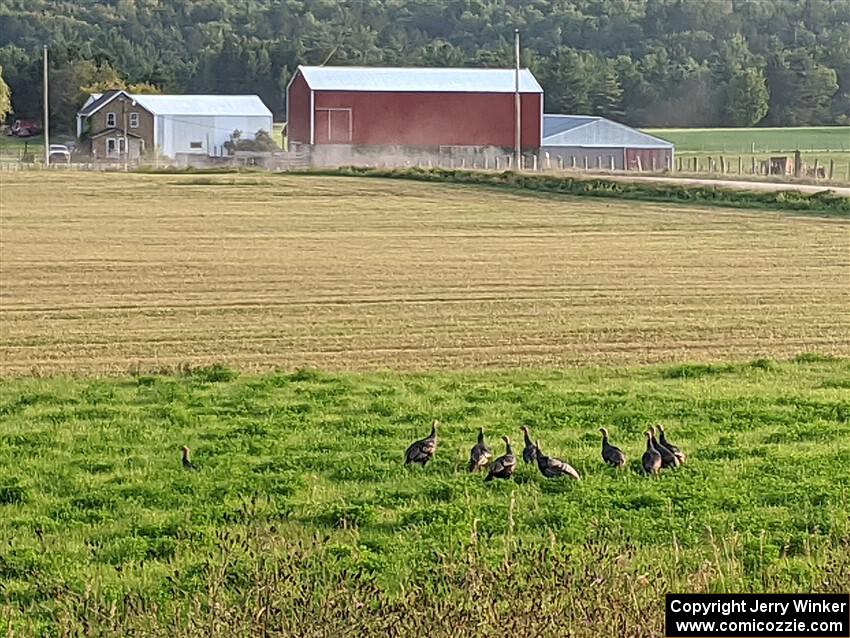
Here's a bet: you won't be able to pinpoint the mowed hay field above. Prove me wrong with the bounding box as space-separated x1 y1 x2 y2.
1 171 849 375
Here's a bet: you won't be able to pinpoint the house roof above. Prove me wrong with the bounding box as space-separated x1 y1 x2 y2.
79 91 272 117
297 66 544 93
542 114 674 149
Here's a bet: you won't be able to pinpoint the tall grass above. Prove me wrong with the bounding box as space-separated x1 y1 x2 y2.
307 167 850 216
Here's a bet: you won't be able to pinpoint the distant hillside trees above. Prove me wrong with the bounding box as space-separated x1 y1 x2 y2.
0 0 847 130
725 68 769 127
0 66 10 121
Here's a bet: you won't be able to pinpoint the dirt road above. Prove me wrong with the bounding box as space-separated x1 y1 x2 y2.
605 174 850 196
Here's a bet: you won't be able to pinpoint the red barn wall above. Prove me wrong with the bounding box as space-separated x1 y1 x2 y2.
287 72 311 145
290 88 541 149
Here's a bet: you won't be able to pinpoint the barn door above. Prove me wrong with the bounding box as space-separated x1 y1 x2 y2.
315 108 352 143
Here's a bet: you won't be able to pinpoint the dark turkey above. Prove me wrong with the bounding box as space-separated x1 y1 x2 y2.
641 431 662 475
657 424 685 465
468 427 493 473
650 426 679 468
404 420 438 466
484 436 517 482
181 446 197 470
534 440 581 480
520 425 537 464
599 427 626 468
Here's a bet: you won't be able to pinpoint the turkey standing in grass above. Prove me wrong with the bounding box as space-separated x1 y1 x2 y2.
520 425 537 464
641 431 662 475
599 428 626 468
404 420 438 466
534 440 581 480
650 426 679 468
468 427 493 473
484 436 517 482
181 446 197 470
657 424 686 465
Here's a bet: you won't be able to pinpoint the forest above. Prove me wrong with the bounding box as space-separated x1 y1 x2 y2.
0 0 848 132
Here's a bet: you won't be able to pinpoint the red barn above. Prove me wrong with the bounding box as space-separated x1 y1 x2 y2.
286 66 543 151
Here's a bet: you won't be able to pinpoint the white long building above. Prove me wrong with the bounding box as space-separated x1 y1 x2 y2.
77 91 274 159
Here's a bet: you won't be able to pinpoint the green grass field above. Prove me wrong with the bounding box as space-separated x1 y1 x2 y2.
0 134 44 161
1 358 849 635
644 126 850 153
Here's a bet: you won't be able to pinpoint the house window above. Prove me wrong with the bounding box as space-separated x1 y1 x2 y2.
107 139 116 154
189 141 203 149
129 113 139 128
106 112 116 127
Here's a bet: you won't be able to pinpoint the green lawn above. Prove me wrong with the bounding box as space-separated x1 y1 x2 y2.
0 133 43 160
2 357 849 635
643 126 850 153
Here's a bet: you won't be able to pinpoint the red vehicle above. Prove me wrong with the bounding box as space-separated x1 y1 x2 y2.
7 119 43 137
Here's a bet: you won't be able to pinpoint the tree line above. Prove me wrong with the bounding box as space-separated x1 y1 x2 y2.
0 0 847 132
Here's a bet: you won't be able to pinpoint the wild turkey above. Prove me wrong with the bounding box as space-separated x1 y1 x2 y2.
650 426 679 468
181 446 197 470
520 425 537 464
468 427 493 473
657 424 686 465
641 431 662 475
484 436 517 482
404 420 438 466
599 428 626 468
534 440 581 480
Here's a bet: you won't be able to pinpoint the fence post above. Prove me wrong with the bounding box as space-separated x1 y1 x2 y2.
610 156 615 171
751 157 756 174
719 156 725 173
738 156 743 174
571 156 576 169
651 156 656 172
558 156 564 170
636 156 642 172
813 158 819 178
829 159 834 180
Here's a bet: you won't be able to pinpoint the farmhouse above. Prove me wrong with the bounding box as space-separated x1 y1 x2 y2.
542 115 674 171
76 91 273 160
286 66 543 155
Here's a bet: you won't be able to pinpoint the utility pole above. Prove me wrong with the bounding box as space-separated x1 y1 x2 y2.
514 29 521 171
43 45 49 167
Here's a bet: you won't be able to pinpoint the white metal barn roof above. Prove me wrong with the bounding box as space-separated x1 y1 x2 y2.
82 92 272 117
298 66 544 93
542 114 673 149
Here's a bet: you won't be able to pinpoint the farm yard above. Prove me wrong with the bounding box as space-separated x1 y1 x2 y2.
1 172 849 635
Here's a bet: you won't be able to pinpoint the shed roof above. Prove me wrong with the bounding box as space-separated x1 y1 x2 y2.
297 66 544 93
79 91 272 117
542 114 673 149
